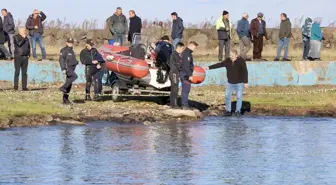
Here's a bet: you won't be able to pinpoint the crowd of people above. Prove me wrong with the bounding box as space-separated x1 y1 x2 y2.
0 7 326 116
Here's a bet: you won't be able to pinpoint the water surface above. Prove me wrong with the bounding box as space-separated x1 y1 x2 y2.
1 116 336 184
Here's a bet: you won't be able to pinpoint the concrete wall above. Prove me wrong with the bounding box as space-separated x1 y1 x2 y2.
1 60 335 86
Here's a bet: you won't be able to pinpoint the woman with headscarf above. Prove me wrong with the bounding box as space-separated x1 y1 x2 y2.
308 18 323 61
301 18 312 60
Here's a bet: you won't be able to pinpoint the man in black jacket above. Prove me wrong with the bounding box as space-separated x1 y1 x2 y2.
180 41 198 109
2 9 15 59
205 50 249 117
169 42 185 108
25 9 47 61
128 10 142 43
80 39 105 101
171 12 184 49
13 27 30 91
0 16 11 60
59 38 79 104
109 7 128 46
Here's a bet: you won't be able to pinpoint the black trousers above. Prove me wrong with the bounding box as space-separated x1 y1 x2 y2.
253 36 264 59
61 67 78 101
169 72 179 107
14 55 29 89
218 39 230 61
85 66 102 95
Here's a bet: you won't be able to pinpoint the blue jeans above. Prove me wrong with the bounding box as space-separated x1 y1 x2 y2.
173 38 182 49
276 38 290 59
114 33 124 46
180 72 191 107
225 83 244 113
30 33 46 59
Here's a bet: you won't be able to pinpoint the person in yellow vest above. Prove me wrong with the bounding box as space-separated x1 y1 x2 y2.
216 10 232 61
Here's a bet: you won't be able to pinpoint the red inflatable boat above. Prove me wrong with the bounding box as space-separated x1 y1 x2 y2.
105 54 150 79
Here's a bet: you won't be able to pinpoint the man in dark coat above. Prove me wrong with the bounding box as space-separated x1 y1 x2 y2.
25 9 47 61
59 38 79 105
171 12 184 49
13 27 31 91
250 12 269 61
128 10 142 43
0 16 11 60
274 13 292 61
2 9 15 58
180 41 198 109
109 7 128 46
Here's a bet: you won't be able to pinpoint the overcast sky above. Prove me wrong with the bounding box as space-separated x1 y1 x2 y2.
1 0 334 28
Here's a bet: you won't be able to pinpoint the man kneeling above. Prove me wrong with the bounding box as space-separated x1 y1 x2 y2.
205 50 249 116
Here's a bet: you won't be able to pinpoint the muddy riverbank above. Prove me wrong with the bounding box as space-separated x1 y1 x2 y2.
0 84 335 129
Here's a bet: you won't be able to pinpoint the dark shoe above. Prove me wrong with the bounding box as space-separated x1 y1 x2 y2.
22 88 29 91
246 58 252 61
182 106 192 110
59 87 67 94
273 58 280 61
224 111 232 117
282 58 291 61
63 100 72 105
93 95 102 101
85 94 92 101
233 112 242 117
170 106 180 109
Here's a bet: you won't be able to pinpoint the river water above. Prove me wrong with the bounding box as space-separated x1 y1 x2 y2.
1 116 336 185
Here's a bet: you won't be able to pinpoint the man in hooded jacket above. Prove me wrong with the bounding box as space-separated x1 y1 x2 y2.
171 12 184 49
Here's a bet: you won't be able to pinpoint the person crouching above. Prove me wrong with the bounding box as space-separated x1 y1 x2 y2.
205 50 248 117
169 42 185 109
80 39 105 101
58 38 78 105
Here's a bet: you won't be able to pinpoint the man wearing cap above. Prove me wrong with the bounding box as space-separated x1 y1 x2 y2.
216 10 232 61
250 12 269 61
180 41 198 110
80 39 105 101
58 38 79 105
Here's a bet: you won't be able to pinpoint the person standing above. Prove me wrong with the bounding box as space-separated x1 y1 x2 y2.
216 10 232 61
58 38 78 105
80 39 105 101
1 9 15 59
237 13 251 60
250 12 268 61
302 18 313 61
180 41 198 110
109 7 128 46
274 13 292 61
25 9 47 61
171 12 184 49
128 10 142 44
204 50 248 117
13 27 30 91
0 16 11 60
308 18 323 61
169 42 185 109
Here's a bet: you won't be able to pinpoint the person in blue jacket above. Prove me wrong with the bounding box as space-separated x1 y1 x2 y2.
308 18 323 61
237 13 251 60
171 12 184 49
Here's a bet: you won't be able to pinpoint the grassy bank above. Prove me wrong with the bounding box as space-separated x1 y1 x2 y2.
0 84 335 129
32 45 336 62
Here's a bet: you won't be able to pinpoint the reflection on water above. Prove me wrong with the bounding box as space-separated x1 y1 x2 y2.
0 117 336 184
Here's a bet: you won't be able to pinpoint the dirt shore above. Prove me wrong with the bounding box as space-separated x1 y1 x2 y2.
0 84 335 129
